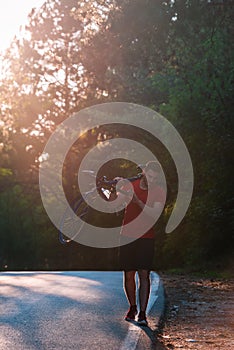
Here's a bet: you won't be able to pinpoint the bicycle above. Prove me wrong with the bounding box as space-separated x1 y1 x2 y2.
58 169 143 244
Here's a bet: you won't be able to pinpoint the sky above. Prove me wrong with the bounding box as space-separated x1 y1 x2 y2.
0 0 45 52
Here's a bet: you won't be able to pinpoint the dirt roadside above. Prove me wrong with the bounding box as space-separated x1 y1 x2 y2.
155 273 234 350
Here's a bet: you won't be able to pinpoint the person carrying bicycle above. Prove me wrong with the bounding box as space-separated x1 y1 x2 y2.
111 161 166 326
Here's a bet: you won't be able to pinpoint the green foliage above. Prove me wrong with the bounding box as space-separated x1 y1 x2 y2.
152 1 234 269
0 167 13 178
79 0 171 104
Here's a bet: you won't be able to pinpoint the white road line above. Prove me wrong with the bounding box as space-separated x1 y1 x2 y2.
120 272 159 350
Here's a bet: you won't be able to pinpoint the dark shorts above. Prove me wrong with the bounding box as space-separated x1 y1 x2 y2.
119 237 155 271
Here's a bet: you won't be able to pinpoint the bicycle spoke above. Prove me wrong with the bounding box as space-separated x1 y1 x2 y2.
59 196 89 244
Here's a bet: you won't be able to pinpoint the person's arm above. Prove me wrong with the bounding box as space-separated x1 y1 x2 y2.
131 193 164 218
108 178 132 211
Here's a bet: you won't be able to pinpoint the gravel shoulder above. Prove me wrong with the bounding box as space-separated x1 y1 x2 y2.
155 273 234 349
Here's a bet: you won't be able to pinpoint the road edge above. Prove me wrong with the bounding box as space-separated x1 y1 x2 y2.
149 272 166 332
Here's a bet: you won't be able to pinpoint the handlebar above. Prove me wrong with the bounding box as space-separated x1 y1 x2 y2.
96 173 142 187
80 170 143 200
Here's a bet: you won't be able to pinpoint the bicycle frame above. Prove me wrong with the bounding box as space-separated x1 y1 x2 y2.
58 171 142 244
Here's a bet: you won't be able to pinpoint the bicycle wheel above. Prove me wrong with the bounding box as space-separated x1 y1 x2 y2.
59 195 89 244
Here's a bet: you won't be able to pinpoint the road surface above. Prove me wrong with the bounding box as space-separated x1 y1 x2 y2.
0 271 164 350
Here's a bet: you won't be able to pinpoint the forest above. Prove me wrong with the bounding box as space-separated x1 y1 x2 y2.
0 0 233 273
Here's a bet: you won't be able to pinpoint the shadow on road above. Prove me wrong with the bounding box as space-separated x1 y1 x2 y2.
126 319 167 349
0 271 127 350
141 326 167 349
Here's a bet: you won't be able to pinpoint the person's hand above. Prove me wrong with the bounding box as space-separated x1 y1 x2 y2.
114 177 129 193
114 176 124 181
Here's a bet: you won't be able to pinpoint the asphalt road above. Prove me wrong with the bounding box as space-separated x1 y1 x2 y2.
0 271 164 350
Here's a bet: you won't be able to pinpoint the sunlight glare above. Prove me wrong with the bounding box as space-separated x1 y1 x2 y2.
0 0 45 53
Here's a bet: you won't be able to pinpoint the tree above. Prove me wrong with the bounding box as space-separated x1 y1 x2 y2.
0 0 115 177
152 0 234 267
78 0 172 105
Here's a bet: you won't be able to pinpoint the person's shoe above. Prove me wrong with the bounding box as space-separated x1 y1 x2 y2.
125 305 137 321
137 311 148 326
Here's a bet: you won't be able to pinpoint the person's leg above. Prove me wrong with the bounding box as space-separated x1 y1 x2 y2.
136 239 154 314
138 269 151 324
123 270 137 306
123 270 138 320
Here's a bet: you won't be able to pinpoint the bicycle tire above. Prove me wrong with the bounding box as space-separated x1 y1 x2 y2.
59 195 89 244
